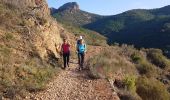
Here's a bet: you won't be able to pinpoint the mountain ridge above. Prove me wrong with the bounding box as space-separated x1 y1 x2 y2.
52 2 170 56
58 2 79 12
51 2 104 26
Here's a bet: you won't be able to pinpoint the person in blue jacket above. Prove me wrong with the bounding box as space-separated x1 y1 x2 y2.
77 38 87 70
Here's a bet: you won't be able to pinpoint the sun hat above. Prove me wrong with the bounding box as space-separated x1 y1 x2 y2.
80 36 83 39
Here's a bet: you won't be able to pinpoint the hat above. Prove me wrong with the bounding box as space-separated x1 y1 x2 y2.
80 36 83 39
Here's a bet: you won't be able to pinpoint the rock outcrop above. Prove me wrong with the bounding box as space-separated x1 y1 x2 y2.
57 2 79 13
0 0 69 63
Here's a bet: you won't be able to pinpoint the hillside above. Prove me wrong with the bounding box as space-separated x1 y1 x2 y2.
51 2 107 46
53 3 170 55
0 0 74 99
51 2 103 26
84 6 170 51
58 22 107 46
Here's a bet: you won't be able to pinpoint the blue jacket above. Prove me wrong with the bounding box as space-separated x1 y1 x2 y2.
78 44 86 53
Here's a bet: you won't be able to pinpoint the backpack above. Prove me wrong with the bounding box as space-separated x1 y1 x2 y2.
76 39 81 51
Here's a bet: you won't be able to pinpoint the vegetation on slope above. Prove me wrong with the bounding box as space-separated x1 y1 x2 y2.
51 2 107 46
52 3 170 54
52 2 103 26
86 45 170 99
0 2 62 99
57 22 107 46
84 6 170 51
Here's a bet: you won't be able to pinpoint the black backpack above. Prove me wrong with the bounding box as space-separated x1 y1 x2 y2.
77 40 81 51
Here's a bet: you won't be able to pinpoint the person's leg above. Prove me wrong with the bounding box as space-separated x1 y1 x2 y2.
78 53 81 66
78 53 82 70
67 52 70 67
63 54 67 69
81 53 85 68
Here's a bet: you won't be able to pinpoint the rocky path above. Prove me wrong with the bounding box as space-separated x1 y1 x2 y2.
28 46 120 100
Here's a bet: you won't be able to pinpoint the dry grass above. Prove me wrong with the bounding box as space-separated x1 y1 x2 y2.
87 46 137 79
0 3 21 31
0 47 61 99
136 77 170 100
87 45 170 99
145 48 170 69
131 52 157 77
0 3 60 98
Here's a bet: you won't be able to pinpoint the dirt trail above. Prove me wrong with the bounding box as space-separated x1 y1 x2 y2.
27 46 120 100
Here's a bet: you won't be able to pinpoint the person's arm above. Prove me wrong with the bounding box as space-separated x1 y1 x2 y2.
60 44 63 55
84 44 87 53
67 41 71 47
67 42 71 52
76 41 79 53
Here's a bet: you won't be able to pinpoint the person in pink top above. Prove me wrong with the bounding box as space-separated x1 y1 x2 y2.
61 38 70 69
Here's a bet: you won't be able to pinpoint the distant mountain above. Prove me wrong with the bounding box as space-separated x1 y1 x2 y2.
52 3 170 55
50 7 58 15
51 2 103 26
84 5 170 51
50 2 107 46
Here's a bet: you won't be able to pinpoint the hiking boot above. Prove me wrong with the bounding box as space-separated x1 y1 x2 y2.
80 64 84 70
62 67 66 70
78 67 82 71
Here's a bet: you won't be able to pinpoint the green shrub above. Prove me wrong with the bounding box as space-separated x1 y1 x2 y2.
4 32 14 40
21 66 55 92
131 52 156 77
136 60 156 77
123 75 136 93
136 77 170 100
146 49 170 69
131 53 142 63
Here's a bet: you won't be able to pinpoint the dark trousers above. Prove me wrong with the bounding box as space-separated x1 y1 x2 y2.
78 52 85 67
63 52 70 68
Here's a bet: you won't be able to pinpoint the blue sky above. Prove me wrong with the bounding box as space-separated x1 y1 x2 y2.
47 0 170 15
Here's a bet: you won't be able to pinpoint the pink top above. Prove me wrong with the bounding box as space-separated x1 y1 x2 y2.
62 43 70 53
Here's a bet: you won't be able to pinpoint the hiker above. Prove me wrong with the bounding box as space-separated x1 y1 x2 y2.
76 36 85 52
61 38 70 69
77 37 87 70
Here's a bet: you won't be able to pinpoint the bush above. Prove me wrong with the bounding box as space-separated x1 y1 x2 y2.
87 48 137 79
136 60 156 77
4 32 14 40
16 57 60 92
146 49 170 69
123 75 136 93
131 52 156 77
118 90 142 100
0 55 60 99
88 57 112 79
136 77 170 100
131 53 142 63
